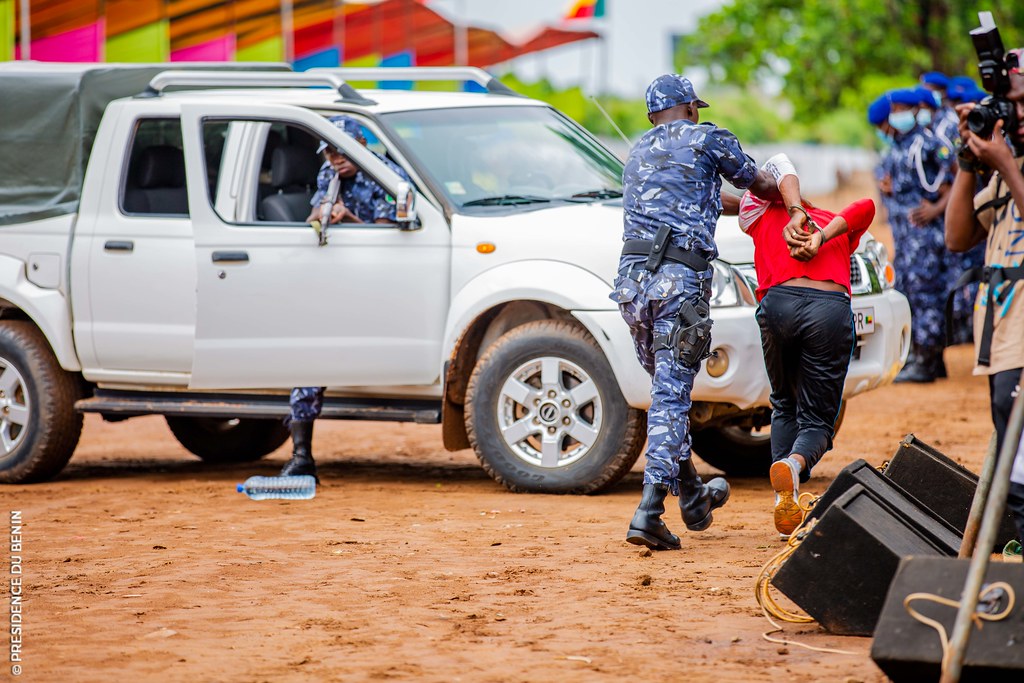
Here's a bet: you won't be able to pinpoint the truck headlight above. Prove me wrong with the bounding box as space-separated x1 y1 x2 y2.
710 260 742 307
863 238 894 290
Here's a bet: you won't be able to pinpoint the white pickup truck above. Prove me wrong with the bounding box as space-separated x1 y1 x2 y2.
0 64 911 491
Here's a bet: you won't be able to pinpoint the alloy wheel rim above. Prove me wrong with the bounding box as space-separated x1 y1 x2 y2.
0 357 29 457
496 356 602 468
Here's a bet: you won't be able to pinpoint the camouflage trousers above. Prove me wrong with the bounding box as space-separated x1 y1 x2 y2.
290 387 326 423
891 213 948 349
611 260 712 496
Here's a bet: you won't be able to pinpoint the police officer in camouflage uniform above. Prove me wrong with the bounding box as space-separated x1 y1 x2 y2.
281 116 411 479
613 74 782 550
869 94 897 227
882 88 953 383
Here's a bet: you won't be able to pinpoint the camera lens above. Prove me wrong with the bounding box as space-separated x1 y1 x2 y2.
967 105 998 137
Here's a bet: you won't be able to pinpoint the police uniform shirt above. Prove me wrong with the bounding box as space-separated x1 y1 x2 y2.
972 156 1024 376
622 120 758 260
882 126 951 209
310 153 410 223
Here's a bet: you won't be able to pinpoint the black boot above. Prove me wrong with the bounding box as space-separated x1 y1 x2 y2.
677 459 730 532
894 345 937 383
934 346 948 379
626 483 681 550
280 420 318 480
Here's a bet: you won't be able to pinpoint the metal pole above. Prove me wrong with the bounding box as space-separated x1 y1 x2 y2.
281 0 294 64
958 430 999 558
19 0 29 60
940 368 1024 683
453 0 467 66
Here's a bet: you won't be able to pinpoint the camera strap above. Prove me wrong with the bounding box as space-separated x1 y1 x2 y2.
973 175 1012 219
946 263 1024 366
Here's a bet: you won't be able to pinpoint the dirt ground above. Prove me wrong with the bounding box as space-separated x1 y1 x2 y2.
2 342 1009 683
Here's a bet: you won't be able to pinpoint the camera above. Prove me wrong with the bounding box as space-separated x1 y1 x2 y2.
966 11 1020 139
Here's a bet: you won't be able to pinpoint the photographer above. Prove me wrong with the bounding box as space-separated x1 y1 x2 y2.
944 47 1024 543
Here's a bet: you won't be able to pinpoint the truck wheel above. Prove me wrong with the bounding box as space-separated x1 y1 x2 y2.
691 401 847 478
0 321 83 483
464 320 645 494
690 426 772 477
166 417 289 462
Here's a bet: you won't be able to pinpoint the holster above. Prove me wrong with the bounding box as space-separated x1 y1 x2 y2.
654 298 714 366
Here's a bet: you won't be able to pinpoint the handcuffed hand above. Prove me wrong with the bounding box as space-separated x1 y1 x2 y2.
789 229 822 261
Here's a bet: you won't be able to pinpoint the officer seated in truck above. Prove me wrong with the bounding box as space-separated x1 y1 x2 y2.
304 116 411 226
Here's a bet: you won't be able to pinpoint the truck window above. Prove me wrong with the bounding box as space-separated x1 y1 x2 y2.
121 118 189 217
249 122 322 223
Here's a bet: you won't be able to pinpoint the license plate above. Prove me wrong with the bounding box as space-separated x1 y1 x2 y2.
854 307 875 335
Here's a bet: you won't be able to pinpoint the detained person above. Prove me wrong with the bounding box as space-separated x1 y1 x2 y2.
738 154 875 537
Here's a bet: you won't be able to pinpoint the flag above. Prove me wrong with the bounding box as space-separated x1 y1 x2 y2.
564 0 605 21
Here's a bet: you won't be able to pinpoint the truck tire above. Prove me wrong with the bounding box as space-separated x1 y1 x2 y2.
690 426 772 477
691 401 847 477
0 321 83 483
166 417 289 463
464 320 645 494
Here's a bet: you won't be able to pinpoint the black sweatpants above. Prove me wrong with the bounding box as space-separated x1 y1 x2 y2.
756 286 855 481
990 367 1024 543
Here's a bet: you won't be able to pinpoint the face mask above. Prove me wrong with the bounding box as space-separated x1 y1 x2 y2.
932 91 942 107
888 110 917 134
875 129 894 146
916 109 933 127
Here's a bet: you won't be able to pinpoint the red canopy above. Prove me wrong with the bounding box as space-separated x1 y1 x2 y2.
296 0 599 66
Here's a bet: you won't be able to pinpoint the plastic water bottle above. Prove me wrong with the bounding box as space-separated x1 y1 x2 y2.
236 475 317 500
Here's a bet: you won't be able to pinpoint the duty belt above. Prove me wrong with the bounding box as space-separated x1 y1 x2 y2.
946 264 1024 367
621 224 711 274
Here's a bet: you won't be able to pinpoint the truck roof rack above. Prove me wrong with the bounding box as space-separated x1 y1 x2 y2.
138 70 377 105
307 66 520 96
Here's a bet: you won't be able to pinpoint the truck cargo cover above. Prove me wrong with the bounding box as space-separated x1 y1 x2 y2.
0 63 289 225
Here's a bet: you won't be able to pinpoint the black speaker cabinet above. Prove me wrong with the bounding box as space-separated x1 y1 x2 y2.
772 483 956 636
884 434 1019 552
871 556 1024 682
806 458 962 556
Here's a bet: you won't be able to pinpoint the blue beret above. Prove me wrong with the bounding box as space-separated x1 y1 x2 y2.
867 95 891 125
921 71 949 89
913 85 938 107
645 74 709 114
950 75 978 91
964 88 988 103
889 88 920 106
316 115 364 153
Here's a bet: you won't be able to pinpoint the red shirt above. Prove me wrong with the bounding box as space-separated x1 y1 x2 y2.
738 194 875 301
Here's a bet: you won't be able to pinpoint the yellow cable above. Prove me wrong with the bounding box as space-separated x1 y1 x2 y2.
903 581 1016 670
753 494 860 656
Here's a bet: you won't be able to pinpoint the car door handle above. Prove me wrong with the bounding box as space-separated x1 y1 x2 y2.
211 251 249 264
104 240 134 253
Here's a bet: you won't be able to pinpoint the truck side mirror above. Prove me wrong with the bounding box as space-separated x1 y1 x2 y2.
395 182 420 230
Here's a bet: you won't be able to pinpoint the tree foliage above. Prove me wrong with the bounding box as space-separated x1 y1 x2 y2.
677 1 1024 121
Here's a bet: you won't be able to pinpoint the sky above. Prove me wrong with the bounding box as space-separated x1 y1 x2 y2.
426 0 727 97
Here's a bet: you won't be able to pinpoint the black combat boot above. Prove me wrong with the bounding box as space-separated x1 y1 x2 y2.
677 459 730 532
894 345 937 383
280 420 318 480
626 483 681 550
934 346 948 379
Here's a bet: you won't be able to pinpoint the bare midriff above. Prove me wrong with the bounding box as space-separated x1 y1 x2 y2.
777 277 848 295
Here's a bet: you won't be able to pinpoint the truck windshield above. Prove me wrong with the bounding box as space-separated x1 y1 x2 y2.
382 106 623 211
